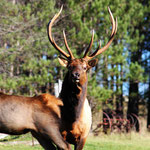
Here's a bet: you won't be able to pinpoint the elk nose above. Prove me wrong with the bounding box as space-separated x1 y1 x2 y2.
72 72 80 79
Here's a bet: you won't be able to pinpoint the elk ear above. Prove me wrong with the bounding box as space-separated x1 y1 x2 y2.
88 59 98 68
58 57 68 67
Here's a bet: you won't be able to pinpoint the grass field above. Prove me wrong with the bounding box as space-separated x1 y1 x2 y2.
0 132 150 150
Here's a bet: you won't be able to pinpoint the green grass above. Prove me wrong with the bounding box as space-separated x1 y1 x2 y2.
0 132 150 150
0 145 42 150
85 132 150 150
0 134 32 142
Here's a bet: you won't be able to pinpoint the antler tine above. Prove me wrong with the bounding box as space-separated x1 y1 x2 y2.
85 7 117 60
47 6 71 59
90 40 101 57
97 40 101 50
63 30 74 59
83 30 94 58
108 7 115 36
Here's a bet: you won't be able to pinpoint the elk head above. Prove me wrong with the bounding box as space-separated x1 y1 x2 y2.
47 6 117 86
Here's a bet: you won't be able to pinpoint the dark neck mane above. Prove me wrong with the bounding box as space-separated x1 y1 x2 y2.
59 72 87 123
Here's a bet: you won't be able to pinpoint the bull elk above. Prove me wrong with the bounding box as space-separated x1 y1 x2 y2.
47 6 117 150
0 92 71 150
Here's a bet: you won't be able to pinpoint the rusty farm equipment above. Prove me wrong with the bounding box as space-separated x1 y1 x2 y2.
93 111 140 135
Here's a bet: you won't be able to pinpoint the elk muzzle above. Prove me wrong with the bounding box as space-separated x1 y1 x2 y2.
71 71 80 83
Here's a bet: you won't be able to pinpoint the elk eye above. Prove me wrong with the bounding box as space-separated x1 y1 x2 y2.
83 66 87 70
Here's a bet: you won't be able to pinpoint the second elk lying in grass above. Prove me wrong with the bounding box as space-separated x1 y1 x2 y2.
47 6 117 150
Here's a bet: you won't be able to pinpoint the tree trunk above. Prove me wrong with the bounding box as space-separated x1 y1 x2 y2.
127 81 139 132
147 75 150 129
116 64 123 118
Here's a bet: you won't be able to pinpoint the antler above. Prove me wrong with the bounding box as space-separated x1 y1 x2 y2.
47 6 74 60
83 7 117 61
83 30 94 58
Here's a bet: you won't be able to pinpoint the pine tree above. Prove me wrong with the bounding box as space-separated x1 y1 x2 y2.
0 1 149 128
125 0 148 131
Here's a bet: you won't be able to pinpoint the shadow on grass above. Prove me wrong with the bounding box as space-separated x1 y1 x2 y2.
0 135 20 142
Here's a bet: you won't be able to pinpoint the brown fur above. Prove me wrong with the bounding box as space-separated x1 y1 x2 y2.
47 6 117 149
58 58 94 150
0 92 71 150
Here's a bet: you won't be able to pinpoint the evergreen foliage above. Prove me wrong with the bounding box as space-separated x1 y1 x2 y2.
0 0 149 121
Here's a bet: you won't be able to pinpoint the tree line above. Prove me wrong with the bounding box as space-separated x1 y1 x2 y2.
0 0 150 131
